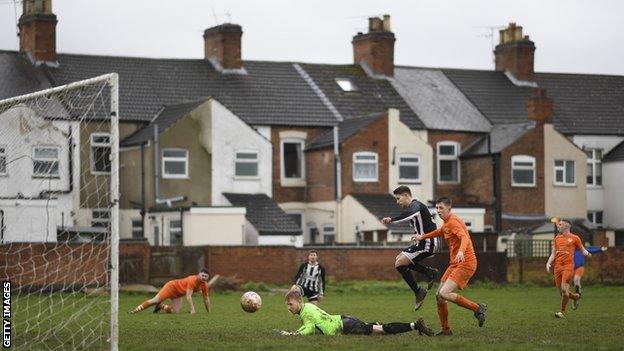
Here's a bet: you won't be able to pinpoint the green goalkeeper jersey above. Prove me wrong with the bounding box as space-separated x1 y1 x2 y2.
297 303 343 336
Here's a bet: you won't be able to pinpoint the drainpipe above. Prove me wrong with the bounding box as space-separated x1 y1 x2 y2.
152 124 159 206
0 209 4 242
140 143 146 238
333 125 342 243
489 134 502 233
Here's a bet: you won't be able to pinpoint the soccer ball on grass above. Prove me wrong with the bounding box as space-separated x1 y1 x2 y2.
240 291 262 313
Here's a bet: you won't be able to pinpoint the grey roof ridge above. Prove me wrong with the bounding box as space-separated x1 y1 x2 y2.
397 64 624 78
440 70 498 126
292 63 343 123
461 135 489 157
504 71 538 88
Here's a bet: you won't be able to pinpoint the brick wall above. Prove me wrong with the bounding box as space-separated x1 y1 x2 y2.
305 148 335 202
507 247 624 285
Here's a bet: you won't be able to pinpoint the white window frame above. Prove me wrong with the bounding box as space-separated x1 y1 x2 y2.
0 146 7 176
398 153 421 183
33 146 60 178
91 209 110 228
437 141 460 184
234 150 260 179
587 211 603 229
586 148 602 187
169 218 182 245
335 78 358 92
90 133 112 175
511 155 536 187
280 138 305 183
322 223 335 244
554 159 576 186
131 218 143 238
162 148 189 179
353 151 378 182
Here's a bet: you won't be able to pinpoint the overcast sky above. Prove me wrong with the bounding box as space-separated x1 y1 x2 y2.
1 0 622 75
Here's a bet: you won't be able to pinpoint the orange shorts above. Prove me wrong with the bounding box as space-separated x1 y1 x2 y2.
156 281 182 301
554 269 574 287
441 264 476 290
574 266 585 278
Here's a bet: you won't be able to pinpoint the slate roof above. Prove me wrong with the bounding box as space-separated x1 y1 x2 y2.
121 99 207 146
350 193 414 233
222 193 302 236
392 67 491 132
298 63 423 129
462 122 535 157
535 72 624 135
0 50 424 129
441 68 534 126
603 139 624 162
306 113 384 151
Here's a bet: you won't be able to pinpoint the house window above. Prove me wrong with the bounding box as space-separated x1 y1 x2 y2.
399 154 420 183
587 211 603 229
511 155 536 187
437 142 460 183
169 219 182 245
322 224 335 244
353 152 378 182
281 140 304 180
235 151 259 177
90 133 111 174
91 209 110 228
554 160 575 186
131 218 143 238
0 147 6 176
586 149 602 186
335 78 358 92
162 148 188 179
33 146 59 178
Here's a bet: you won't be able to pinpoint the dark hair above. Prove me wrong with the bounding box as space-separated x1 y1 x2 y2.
435 197 452 207
308 249 317 255
393 186 411 196
200 268 209 275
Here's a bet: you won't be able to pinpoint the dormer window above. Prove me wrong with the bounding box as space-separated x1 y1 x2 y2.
335 78 358 92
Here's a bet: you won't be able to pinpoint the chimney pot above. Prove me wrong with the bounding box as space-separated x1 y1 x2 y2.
18 0 57 63
494 22 535 81
353 15 395 77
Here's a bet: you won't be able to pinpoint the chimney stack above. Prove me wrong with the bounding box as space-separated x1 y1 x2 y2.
352 14 395 77
527 88 553 123
494 23 535 81
203 23 243 71
18 0 57 64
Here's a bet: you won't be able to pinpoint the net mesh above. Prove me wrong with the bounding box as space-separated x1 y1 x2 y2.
0 75 117 350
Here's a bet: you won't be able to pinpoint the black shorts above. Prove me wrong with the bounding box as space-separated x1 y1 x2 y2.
402 242 435 264
341 315 373 335
296 285 321 302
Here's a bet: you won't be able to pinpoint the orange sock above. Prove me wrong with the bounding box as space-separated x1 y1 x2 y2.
437 303 450 331
568 292 579 301
561 294 569 313
131 300 154 313
454 295 479 312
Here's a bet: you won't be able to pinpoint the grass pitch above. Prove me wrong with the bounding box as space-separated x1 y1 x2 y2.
12 283 624 350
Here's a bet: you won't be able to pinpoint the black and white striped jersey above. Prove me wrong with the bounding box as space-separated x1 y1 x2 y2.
391 199 439 252
294 262 326 294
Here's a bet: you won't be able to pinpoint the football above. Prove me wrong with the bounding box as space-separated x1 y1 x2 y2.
240 291 262 313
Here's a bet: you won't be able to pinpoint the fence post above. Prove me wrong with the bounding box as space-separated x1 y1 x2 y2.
518 240 524 284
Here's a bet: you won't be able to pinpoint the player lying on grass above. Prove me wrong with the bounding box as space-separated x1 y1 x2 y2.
413 197 486 336
381 186 439 311
546 218 590 318
279 289 434 336
130 268 211 314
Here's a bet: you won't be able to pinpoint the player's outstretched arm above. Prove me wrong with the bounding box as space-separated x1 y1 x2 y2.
186 289 196 314
412 227 442 241
204 296 211 313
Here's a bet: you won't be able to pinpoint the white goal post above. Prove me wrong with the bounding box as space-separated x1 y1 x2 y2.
0 73 119 350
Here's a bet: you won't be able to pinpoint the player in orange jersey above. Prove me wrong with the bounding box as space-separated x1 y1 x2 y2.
130 268 211 314
413 197 486 336
546 218 591 318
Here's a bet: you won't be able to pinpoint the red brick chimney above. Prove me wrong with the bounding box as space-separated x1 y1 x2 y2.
352 15 395 77
203 23 243 70
18 0 57 63
494 23 535 81
527 88 553 123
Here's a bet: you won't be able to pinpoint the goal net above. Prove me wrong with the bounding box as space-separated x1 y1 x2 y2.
0 74 120 350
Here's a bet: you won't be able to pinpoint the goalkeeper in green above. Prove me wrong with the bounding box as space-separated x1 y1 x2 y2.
279 288 434 336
